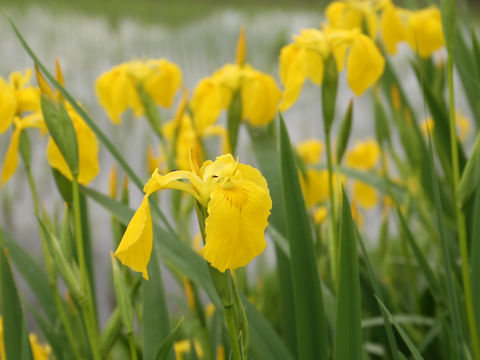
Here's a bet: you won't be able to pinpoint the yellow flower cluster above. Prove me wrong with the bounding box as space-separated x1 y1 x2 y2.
95 58 182 123
115 154 272 278
279 26 385 110
192 63 281 128
326 0 445 58
420 110 470 142
0 317 51 360
0 65 99 185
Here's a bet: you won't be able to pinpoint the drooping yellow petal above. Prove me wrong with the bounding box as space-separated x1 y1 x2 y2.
115 196 152 280
353 181 378 208
191 78 225 130
241 71 281 126
346 33 385 95
46 111 99 185
297 139 324 165
279 44 307 111
1 127 22 185
345 139 381 170
0 78 17 134
203 178 271 272
380 4 407 55
406 6 444 58
143 59 182 108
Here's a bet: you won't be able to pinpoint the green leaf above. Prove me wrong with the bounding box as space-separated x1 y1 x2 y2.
143 242 173 360
322 54 338 133
373 93 390 146
470 183 480 338
111 255 134 333
396 209 442 302
0 246 33 360
244 299 294 360
0 228 57 321
355 228 399 360
278 113 328 360
335 99 353 164
41 95 79 176
376 299 424 360
227 90 242 156
154 317 184 360
458 133 480 206
334 189 362 360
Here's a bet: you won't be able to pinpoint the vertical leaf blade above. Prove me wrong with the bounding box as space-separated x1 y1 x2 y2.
333 190 362 360
278 114 328 360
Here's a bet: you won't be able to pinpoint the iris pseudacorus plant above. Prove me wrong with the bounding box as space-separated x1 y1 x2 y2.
115 153 272 279
279 26 385 111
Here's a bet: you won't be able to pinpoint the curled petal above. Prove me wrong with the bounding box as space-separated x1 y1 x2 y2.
1 127 22 185
279 44 307 111
0 78 17 134
115 196 152 280
346 33 385 95
241 72 281 126
406 6 444 58
203 179 271 272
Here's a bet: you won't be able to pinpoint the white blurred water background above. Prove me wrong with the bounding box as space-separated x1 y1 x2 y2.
0 1 471 326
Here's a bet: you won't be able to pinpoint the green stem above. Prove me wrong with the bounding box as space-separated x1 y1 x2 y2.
225 304 244 360
26 166 82 360
446 47 480 360
127 332 138 360
72 176 100 360
325 130 339 280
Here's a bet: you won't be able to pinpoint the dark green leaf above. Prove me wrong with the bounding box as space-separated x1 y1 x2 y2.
334 189 362 360
322 55 338 133
278 113 328 360
154 317 184 360
336 99 353 164
227 90 242 156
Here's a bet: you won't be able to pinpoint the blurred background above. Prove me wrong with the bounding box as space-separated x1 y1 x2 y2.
0 0 475 326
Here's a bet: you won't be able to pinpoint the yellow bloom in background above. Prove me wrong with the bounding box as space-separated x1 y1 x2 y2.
381 4 444 58
353 180 378 208
345 139 380 170
420 110 470 142
146 145 167 175
191 63 281 128
115 154 272 277
313 205 328 225
326 0 390 37
300 169 345 209
279 27 385 111
297 139 324 164
174 339 204 360
95 58 182 123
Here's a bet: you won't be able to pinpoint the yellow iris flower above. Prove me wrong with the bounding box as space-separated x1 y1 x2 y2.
95 59 182 124
191 63 281 128
297 139 324 165
326 0 390 38
115 154 272 278
279 27 385 111
1 64 99 185
381 4 444 58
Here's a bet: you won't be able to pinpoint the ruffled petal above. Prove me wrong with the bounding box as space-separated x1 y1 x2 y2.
115 196 152 280
203 179 271 272
347 33 385 95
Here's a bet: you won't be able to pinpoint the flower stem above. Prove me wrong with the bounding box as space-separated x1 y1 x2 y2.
127 332 138 360
225 304 244 360
72 176 100 360
325 130 339 280
25 165 82 360
446 45 480 360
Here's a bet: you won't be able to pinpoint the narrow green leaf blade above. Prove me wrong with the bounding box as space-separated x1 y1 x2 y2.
154 317 184 360
278 113 328 360
0 247 33 360
334 189 362 360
